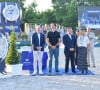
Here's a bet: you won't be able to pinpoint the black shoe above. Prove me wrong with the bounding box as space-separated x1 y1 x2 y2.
32 74 36 76
32 73 36 76
82 70 84 74
56 70 60 75
72 69 76 73
65 71 68 74
48 70 51 76
85 70 88 74
3 71 7 73
48 70 51 73
56 70 59 72
72 71 76 73
65 69 68 73
0 71 7 75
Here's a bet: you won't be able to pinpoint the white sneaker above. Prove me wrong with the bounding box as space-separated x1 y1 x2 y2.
32 72 37 76
39 71 43 75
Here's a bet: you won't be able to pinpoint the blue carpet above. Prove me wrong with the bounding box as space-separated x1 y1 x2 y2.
29 68 95 76
94 43 100 47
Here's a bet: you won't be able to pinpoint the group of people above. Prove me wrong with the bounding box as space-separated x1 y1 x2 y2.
31 22 96 76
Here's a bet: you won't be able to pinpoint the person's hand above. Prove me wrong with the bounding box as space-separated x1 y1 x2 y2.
53 46 56 50
51 45 56 50
36 47 42 51
38 46 42 51
70 48 74 51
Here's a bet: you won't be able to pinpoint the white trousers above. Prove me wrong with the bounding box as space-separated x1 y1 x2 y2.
33 51 43 74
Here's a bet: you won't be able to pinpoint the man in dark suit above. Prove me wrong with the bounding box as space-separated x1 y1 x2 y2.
32 25 45 75
63 27 76 73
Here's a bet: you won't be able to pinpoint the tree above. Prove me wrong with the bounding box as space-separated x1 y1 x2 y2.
23 2 38 24
40 9 56 24
6 26 20 64
52 0 68 26
52 0 78 27
65 0 78 27
52 0 70 4
87 0 100 6
77 0 100 6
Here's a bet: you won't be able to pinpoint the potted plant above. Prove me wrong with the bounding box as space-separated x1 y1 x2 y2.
5 26 22 75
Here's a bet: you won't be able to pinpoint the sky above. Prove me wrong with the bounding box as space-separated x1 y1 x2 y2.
25 0 53 12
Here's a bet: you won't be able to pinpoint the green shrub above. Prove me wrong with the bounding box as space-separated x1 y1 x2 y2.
6 26 20 65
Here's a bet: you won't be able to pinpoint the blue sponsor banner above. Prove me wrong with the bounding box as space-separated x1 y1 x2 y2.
0 2 20 32
78 6 100 29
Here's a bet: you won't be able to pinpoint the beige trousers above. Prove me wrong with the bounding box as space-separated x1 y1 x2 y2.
87 46 95 66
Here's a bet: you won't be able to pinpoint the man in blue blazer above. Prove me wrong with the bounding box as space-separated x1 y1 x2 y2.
32 25 45 75
63 27 76 73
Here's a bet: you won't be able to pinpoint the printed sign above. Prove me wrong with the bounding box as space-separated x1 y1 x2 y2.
0 2 20 32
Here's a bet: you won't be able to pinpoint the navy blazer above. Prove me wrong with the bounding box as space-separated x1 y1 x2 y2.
63 34 76 56
32 32 45 51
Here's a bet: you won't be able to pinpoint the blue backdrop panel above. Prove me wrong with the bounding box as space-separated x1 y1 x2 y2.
21 51 48 71
0 2 20 32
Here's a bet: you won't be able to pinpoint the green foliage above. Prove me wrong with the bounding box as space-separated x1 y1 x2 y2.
65 0 78 27
21 33 28 41
77 0 100 6
52 0 71 4
6 26 20 65
20 43 31 46
41 10 56 24
87 0 100 6
24 3 37 24
52 0 78 27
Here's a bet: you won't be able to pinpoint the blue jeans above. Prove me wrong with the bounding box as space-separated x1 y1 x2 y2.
49 47 59 72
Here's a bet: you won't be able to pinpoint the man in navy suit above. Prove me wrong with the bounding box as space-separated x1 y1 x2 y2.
32 25 45 75
63 27 76 73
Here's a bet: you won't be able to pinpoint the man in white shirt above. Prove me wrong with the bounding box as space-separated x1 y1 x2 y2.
86 27 96 67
